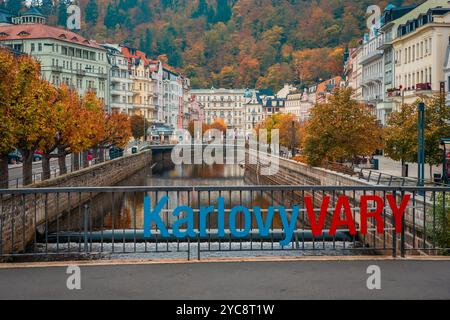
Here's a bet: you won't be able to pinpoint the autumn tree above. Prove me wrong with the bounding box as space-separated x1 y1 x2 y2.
79 91 106 167
303 88 383 166
11 55 59 186
39 85 86 179
130 114 150 141
0 48 18 188
256 113 303 150
99 112 132 153
384 103 418 177
210 118 227 133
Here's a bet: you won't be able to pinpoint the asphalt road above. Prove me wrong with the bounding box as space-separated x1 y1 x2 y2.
0 260 449 300
7 155 73 187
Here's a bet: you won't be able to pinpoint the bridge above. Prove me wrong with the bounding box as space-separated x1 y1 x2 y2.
0 185 448 261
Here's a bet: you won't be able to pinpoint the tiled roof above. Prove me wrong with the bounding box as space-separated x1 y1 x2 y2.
163 63 179 75
316 76 343 94
0 24 103 49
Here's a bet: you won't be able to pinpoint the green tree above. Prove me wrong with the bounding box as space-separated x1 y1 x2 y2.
86 0 99 25
57 0 69 26
5 0 23 14
384 103 418 176
424 96 450 176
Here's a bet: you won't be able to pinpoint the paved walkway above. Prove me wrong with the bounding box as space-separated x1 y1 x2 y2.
373 155 442 180
0 259 449 299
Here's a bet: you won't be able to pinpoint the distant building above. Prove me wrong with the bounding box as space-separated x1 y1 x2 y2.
163 64 184 129
285 90 314 122
344 46 364 102
391 6 450 105
445 44 450 105
276 84 296 99
190 88 253 132
314 76 344 104
102 44 133 115
0 22 110 109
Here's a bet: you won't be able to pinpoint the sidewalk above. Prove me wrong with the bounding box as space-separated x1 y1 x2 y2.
0 259 449 299
373 156 442 180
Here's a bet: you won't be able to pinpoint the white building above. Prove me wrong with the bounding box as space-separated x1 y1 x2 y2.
162 65 183 129
376 0 450 114
445 44 450 105
285 90 314 122
344 46 364 102
360 30 384 119
190 88 253 131
391 6 450 105
102 44 133 115
0 16 111 110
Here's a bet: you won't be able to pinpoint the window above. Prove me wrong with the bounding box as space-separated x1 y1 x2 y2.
31 43 35 52
38 43 42 51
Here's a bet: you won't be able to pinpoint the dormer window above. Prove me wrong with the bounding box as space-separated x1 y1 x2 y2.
71 37 79 42
59 34 67 39
0 32 9 37
17 31 30 36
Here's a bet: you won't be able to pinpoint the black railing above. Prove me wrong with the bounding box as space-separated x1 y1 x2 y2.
0 186 448 261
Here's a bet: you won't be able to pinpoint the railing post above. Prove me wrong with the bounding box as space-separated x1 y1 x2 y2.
400 190 406 258
392 190 397 258
84 204 89 254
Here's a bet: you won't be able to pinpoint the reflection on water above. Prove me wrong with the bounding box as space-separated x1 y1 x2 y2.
54 164 281 233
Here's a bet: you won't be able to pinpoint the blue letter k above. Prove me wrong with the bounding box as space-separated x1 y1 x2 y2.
144 196 170 238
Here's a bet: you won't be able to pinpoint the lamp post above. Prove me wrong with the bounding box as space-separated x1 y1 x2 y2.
417 102 425 187
440 138 450 184
291 120 296 158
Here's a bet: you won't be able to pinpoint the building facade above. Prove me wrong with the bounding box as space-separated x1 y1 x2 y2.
360 31 384 119
285 90 314 122
190 88 253 132
0 21 110 110
103 43 133 115
391 7 450 105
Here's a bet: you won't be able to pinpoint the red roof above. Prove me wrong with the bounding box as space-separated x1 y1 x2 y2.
162 63 178 75
0 24 104 49
121 46 152 66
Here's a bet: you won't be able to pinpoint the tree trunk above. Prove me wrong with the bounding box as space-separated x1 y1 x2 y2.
82 151 89 168
401 159 406 177
22 150 34 186
73 153 80 171
0 154 9 189
42 154 51 181
99 147 105 163
58 151 67 175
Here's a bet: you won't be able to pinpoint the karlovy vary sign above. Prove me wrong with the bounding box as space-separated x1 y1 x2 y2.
144 194 411 246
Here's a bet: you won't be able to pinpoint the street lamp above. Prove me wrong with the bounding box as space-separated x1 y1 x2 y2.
417 102 425 187
440 138 450 184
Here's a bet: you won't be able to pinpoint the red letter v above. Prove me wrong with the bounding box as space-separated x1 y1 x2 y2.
305 196 330 237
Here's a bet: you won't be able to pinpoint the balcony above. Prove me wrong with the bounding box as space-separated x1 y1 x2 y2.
50 66 63 73
359 50 383 65
98 72 108 80
415 83 432 91
361 73 383 86
75 69 86 77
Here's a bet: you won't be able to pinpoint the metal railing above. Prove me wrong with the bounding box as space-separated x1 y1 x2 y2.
0 185 448 261
357 168 447 187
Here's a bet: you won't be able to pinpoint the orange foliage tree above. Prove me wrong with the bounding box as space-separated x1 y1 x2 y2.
303 88 383 166
0 48 18 188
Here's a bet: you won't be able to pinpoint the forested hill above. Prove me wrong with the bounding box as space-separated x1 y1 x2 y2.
7 0 418 90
